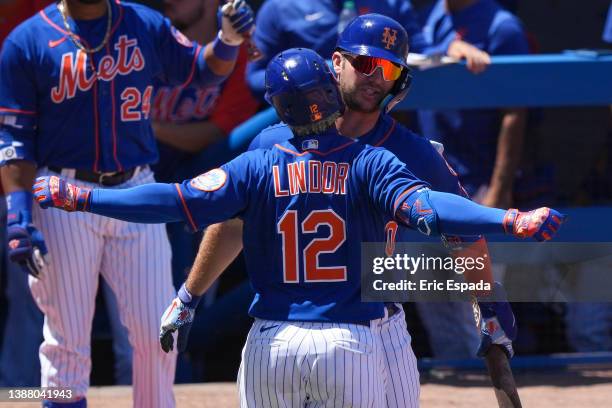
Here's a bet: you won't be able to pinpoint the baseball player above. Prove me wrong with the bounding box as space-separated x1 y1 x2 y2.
0 0 254 406
33 47 565 407
190 13 510 406
246 0 491 100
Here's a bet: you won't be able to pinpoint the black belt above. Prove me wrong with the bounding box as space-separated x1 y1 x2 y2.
352 303 401 327
385 302 401 318
49 166 138 186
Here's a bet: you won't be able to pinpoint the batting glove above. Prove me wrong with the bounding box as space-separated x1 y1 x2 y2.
218 0 254 45
33 176 91 212
159 283 202 353
503 207 565 241
6 191 48 278
476 282 517 358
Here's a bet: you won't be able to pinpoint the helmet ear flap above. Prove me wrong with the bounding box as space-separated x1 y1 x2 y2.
391 67 412 96
385 67 412 114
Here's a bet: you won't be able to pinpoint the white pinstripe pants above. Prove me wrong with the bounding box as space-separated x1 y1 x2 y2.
380 304 420 408
30 167 177 407
238 307 420 408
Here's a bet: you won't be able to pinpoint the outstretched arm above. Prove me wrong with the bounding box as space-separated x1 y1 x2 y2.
395 188 564 241
33 176 187 224
362 149 564 241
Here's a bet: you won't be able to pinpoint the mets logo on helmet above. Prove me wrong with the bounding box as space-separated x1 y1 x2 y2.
382 27 397 50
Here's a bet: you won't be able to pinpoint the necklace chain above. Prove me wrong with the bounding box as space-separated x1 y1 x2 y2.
59 0 113 54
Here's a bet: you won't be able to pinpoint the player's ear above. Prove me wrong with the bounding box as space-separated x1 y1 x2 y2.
331 51 343 75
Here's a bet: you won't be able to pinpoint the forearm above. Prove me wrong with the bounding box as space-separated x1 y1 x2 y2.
203 33 239 78
185 218 244 296
488 109 526 197
1 160 36 192
89 183 186 224
398 190 507 236
153 121 226 153
446 235 494 296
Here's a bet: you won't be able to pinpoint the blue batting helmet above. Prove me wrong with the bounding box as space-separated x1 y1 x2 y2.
265 48 344 128
336 13 412 112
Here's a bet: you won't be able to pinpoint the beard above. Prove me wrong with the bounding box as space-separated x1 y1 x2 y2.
340 81 387 114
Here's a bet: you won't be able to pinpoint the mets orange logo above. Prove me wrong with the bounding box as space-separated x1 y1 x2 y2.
382 27 398 50
309 104 323 121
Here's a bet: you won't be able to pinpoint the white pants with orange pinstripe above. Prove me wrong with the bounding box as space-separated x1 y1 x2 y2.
30 167 177 407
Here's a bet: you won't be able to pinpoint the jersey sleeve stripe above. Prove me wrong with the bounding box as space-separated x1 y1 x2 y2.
392 184 426 213
0 108 36 115
174 183 198 231
179 45 203 89
373 118 397 147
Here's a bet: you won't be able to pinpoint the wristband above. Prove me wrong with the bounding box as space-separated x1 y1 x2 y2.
213 32 240 60
7 190 33 225
178 283 202 307
502 208 518 235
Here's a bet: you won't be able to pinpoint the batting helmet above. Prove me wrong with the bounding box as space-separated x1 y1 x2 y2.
336 13 412 112
265 48 344 131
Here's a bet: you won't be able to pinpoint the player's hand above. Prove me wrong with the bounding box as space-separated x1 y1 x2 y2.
159 283 201 353
6 191 48 278
447 39 491 74
476 282 517 358
7 223 48 278
503 207 565 241
33 176 91 212
218 0 254 46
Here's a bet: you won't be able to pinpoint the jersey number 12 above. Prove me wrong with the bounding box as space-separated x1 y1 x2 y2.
277 209 347 283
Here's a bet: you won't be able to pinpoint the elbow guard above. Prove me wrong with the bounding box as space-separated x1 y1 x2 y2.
396 188 440 236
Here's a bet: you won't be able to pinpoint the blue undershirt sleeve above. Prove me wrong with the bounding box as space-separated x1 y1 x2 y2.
89 183 185 224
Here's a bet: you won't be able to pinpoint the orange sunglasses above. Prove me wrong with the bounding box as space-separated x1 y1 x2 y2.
343 53 403 81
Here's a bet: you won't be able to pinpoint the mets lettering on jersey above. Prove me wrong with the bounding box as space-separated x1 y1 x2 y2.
51 36 145 104
152 85 219 122
0 1 225 172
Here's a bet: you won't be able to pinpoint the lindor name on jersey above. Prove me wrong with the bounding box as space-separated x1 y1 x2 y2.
51 35 145 104
273 160 349 197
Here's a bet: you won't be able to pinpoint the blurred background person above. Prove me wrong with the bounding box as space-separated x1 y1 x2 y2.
563 0 612 353
416 0 529 208
150 0 259 381
0 0 51 387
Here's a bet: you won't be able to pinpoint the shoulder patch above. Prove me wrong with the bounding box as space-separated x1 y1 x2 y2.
190 168 227 192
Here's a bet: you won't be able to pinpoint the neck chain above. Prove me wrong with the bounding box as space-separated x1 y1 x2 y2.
58 0 113 54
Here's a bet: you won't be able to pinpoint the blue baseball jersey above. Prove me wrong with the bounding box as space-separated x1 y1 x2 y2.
249 114 468 243
246 0 426 99
416 0 529 193
176 129 428 323
0 1 226 172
